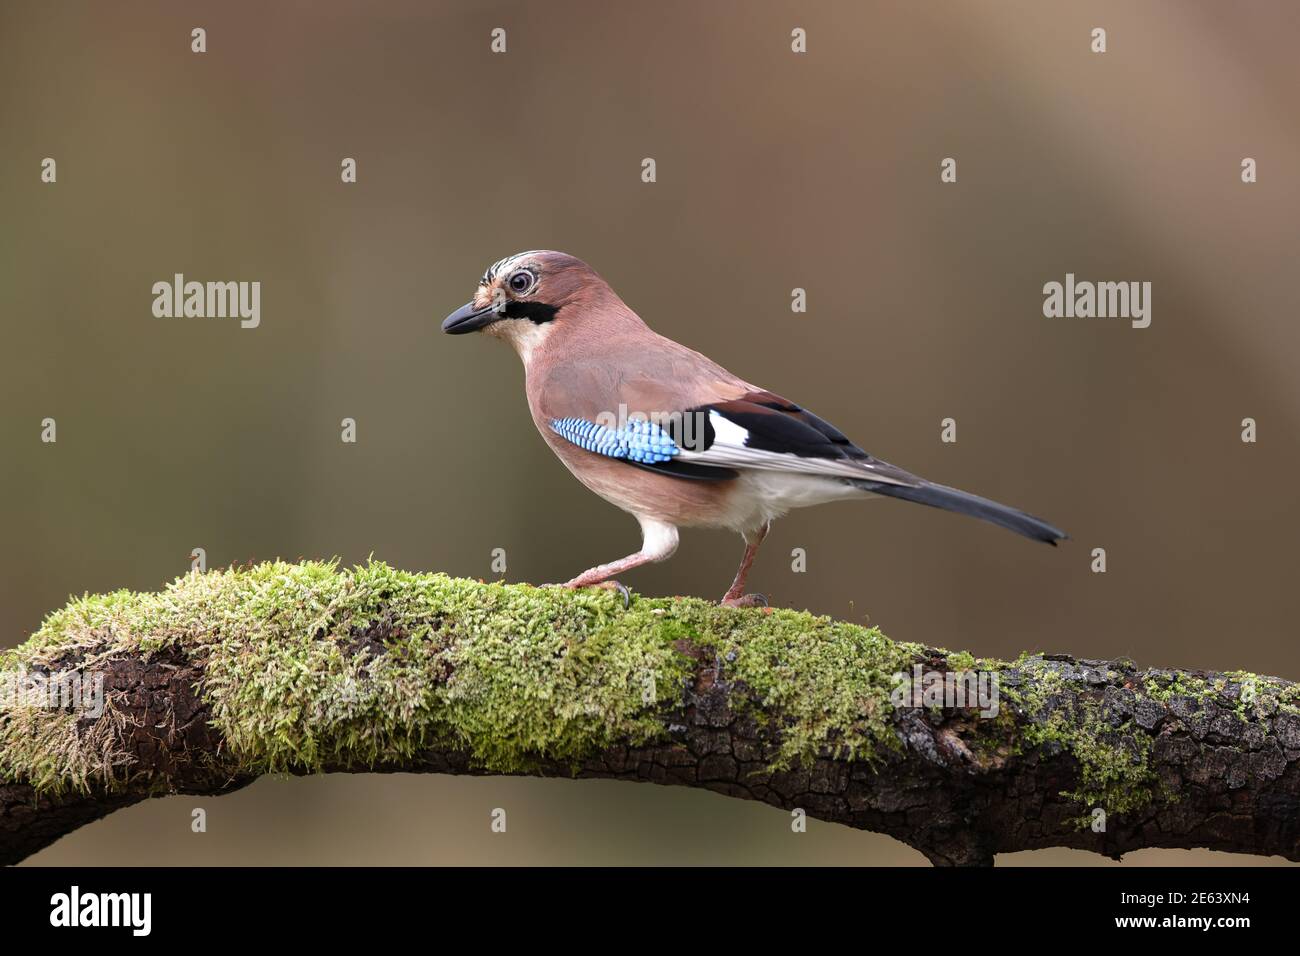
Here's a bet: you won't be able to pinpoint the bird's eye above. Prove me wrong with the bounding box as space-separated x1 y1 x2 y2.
508 270 536 295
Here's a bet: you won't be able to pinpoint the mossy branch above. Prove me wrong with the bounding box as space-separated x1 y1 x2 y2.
2 561 1298 865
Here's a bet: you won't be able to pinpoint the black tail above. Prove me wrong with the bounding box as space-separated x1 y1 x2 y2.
851 479 1067 545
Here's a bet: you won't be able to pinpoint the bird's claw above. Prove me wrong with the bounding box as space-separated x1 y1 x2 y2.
556 579 631 609
720 592 768 608
601 580 632 608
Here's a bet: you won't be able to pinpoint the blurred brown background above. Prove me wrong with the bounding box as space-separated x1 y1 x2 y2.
2 0 1297 865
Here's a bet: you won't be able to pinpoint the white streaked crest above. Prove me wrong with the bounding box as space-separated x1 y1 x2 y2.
480 250 548 286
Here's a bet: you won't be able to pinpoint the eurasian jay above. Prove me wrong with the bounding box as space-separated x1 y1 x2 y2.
443 250 1066 606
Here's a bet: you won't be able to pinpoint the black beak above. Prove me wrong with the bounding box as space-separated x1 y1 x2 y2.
441 301 501 334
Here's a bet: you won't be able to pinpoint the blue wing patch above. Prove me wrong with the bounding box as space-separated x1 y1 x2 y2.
549 417 678 464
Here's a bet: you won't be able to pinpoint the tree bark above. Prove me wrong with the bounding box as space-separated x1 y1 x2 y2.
2 565 1298 866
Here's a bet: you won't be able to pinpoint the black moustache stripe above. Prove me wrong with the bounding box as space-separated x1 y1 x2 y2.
502 301 559 324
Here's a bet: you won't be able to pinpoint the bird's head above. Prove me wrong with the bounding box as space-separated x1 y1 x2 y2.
442 250 614 359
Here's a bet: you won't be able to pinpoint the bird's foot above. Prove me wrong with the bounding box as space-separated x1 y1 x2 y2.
719 592 768 609
561 578 632 609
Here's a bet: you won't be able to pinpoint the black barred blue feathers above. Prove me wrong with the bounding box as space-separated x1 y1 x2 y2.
549 417 677 464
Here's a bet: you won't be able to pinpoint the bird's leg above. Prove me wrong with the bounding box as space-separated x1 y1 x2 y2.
720 521 771 607
561 518 679 608
561 553 653 607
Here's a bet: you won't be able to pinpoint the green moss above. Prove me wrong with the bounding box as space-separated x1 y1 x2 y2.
943 650 981 672
1142 672 1203 704
1004 662 1160 818
8 560 1260 817
196 561 708 775
0 561 928 795
692 608 924 769
1278 685 1300 715
0 701 132 797
1142 668 1296 720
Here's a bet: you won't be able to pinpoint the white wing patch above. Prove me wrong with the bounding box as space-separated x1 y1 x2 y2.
674 411 913 486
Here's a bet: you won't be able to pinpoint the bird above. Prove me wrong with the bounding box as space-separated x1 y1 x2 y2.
442 250 1066 607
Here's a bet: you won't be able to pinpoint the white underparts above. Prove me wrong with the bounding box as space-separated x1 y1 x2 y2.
728 470 868 530
637 516 680 562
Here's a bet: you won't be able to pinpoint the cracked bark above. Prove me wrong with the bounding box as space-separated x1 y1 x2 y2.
3 631 1298 867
